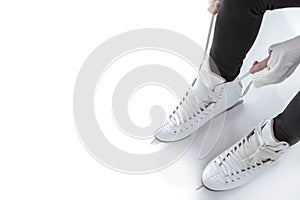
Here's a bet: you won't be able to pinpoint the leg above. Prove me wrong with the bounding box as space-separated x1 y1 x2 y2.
273 91 300 146
210 0 300 81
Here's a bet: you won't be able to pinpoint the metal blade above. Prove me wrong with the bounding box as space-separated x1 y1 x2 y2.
150 138 161 145
196 184 204 191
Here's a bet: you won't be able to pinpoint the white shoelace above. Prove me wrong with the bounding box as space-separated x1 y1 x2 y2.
167 79 220 127
215 123 288 183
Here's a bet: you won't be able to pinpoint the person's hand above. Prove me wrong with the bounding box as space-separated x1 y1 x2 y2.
208 0 222 15
250 36 300 88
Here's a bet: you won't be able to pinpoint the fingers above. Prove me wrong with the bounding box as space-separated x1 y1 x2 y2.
209 0 222 14
249 56 270 74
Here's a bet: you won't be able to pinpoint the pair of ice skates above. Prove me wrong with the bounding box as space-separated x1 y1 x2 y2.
153 15 289 191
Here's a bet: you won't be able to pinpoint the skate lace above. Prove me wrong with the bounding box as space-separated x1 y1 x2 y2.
167 79 220 127
215 123 288 183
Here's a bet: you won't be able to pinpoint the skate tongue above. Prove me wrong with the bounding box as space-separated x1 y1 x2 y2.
260 120 278 144
241 131 265 165
192 79 212 102
199 58 225 90
248 131 264 149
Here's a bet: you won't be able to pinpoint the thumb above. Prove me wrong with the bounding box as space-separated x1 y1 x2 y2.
249 56 270 74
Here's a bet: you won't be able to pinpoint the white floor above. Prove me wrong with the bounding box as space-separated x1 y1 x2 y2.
0 2 299 200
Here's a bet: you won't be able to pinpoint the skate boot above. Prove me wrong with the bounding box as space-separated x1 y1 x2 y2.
154 58 243 142
201 120 289 191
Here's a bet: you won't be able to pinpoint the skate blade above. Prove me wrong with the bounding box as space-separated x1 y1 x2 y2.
196 184 204 191
151 138 161 145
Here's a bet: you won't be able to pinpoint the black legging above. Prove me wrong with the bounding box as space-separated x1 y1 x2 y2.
274 92 300 146
210 0 300 146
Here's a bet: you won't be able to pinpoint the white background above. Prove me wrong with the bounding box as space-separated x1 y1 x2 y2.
1 1 300 200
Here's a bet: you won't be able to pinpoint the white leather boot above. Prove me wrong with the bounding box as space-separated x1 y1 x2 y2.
154 58 243 142
202 120 289 191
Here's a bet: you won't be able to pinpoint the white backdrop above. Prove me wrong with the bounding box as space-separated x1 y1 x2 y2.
0 1 299 199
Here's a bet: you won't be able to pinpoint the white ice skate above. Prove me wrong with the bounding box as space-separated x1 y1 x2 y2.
153 57 244 142
201 120 289 191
